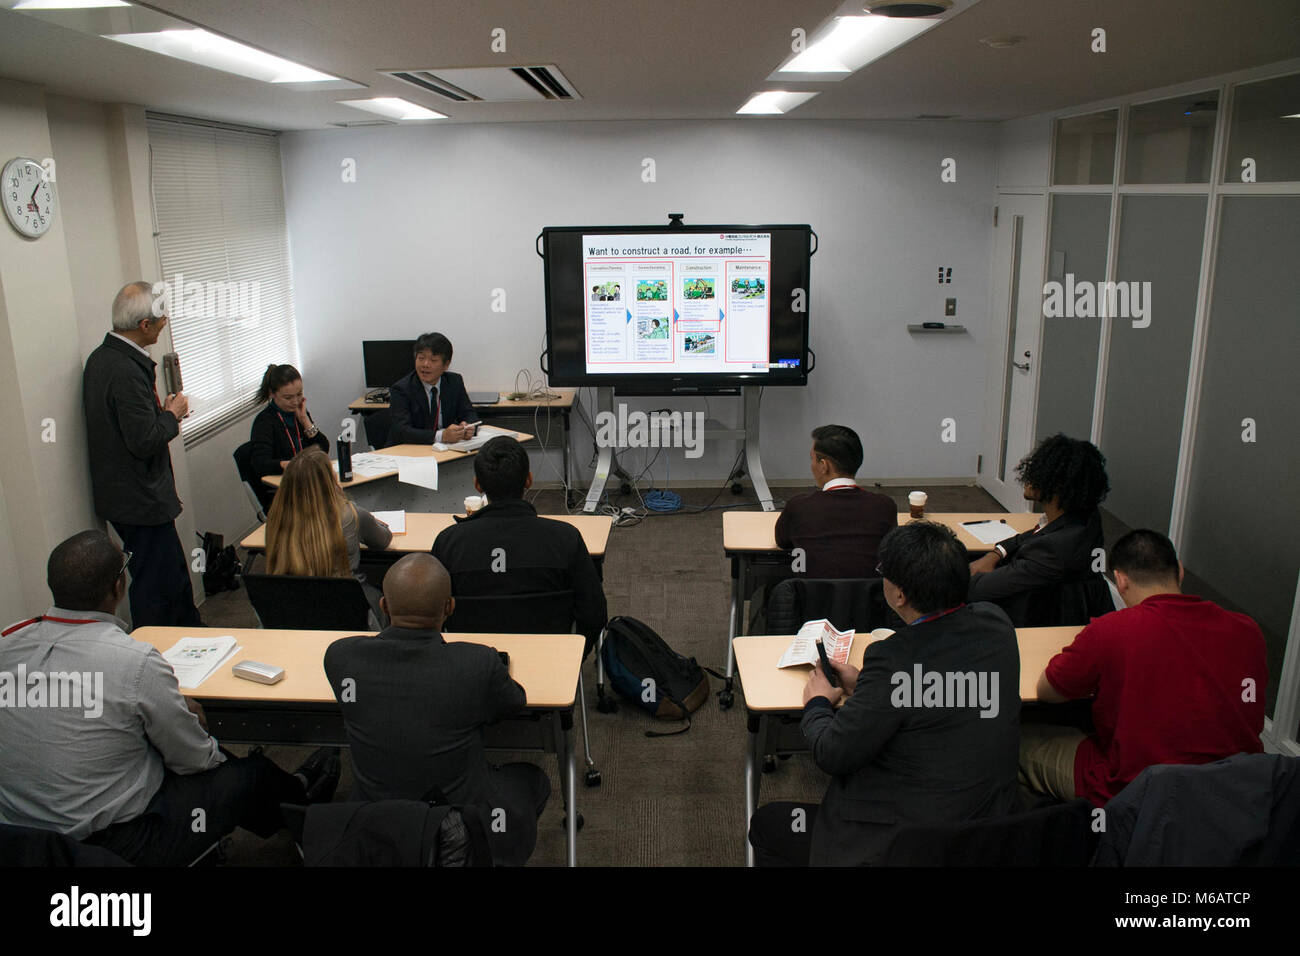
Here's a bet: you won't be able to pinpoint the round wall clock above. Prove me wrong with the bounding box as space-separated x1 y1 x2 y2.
4 157 56 239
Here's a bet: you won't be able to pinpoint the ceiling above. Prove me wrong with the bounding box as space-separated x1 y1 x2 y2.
0 0 1297 130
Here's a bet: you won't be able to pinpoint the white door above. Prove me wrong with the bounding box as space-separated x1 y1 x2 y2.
981 194 1046 511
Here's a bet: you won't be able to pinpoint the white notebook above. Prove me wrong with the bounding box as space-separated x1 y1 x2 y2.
163 635 240 689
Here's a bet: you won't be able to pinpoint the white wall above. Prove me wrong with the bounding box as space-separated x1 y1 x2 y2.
995 115 1051 191
281 119 1000 487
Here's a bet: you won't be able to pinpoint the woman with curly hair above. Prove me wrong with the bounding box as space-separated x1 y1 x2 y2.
968 434 1111 622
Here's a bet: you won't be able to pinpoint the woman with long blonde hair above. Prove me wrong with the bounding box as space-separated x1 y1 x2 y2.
265 449 391 620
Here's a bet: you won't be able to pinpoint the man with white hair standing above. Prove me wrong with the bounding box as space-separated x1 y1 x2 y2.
82 280 200 627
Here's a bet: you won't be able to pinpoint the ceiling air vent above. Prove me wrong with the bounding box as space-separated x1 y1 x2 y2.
382 65 580 103
864 1 953 16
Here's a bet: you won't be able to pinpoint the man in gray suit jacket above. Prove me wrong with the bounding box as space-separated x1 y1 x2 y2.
325 554 551 866
749 521 1021 865
82 281 199 627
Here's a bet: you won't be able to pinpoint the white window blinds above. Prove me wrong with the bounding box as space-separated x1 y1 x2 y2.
146 115 299 446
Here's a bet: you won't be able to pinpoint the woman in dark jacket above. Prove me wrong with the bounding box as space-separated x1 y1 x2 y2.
249 363 329 482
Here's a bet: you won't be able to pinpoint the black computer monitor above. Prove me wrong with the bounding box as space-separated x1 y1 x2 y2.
362 340 413 388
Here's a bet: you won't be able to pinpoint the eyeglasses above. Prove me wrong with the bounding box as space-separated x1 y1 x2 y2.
875 562 884 576
119 551 133 578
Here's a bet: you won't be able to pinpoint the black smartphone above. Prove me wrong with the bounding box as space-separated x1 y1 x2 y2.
815 641 839 688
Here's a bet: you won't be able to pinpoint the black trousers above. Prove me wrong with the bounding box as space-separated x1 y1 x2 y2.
111 519 202 628
83 754 306 866
488 762 551 866
748 801 819 867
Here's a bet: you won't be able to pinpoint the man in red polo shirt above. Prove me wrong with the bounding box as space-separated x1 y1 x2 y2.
1021 529 1266 806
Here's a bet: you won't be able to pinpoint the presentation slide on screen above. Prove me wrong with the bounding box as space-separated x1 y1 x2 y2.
582 233 772 374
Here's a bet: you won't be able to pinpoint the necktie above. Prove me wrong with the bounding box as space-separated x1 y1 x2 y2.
432 385 441 430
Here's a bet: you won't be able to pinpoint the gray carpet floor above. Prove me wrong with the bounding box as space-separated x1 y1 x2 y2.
204 481 1006 866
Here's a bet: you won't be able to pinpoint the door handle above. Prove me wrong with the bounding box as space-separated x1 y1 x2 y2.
1013 350 1031 372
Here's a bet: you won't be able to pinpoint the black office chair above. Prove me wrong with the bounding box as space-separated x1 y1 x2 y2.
363 409 393 451
996 574 1115 628
232 441 272 520
878 799 1098 866
281 799 489 867
242 572 373 631
444 590 602 790
763 577 903 636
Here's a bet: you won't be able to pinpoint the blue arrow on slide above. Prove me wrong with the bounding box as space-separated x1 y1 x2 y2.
674 309 679 322
719 307 725 321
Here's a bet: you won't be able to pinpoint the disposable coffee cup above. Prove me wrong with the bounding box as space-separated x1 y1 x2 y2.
908 491 927 519
464 495 483 515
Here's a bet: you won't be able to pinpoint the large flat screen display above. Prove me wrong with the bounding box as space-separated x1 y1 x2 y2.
541 224 812 389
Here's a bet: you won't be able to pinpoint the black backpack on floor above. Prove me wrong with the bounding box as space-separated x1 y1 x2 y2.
599 615 713 736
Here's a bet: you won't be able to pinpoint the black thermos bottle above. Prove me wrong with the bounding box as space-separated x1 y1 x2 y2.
338 437 353 482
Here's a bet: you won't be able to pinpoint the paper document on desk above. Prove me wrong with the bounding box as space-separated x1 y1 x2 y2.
961 520 1020 546
777 622 894 670
163 635 241 689
442 424 518 452
397 456 439 490
350 453 401 478
372 510 406 534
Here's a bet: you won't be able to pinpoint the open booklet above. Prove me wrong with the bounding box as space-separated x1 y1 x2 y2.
777 620 896 670
162 635 241 689
961 519 1020 546
441 424 518 452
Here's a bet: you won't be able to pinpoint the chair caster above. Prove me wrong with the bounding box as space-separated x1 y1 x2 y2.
585 769 602 787
718 689 735 710
761 755 777 773
731 482 743 495
562 813 585 831
596 695 618 714
620 482 631 496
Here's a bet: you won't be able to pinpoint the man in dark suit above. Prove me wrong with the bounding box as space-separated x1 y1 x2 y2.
748 521 1021 866
82 281 200 627
324 553 550 866
775 424 897 579
387 332 477 445
432 437 607 648
968 433 1110 624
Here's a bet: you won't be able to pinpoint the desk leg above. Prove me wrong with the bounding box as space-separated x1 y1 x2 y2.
555 709 579 867
721 554 744 709
582 387 614 513
744 713 764 867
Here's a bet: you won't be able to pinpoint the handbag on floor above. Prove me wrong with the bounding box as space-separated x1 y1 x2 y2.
599 615 713 736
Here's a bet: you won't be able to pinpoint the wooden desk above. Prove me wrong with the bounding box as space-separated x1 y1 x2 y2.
349 390 579 503
716 510 1041 708
134 626 586 865
240 512 613 559
732 625 1082 865
347 388 578 413
260 439 534 489
722 510 1041 555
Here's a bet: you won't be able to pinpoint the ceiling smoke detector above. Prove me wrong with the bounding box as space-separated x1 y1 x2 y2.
864 1 953 16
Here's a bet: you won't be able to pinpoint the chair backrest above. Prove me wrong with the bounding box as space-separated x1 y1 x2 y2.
242 572 372 631
879 798 1098 866
232 441 272 519
296 800 490 867
998 574 1114 627
444 589 576 635
764 577 900 635
363 410 392 451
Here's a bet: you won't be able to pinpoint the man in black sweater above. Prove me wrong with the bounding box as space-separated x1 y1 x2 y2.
432 438 607 649
749 521 1021 866
324 553 550 866
82 281 200 627
775 424 897 579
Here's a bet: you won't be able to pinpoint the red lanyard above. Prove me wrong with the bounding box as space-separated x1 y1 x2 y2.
2 615 98 636
910 604 965 627
280 413 303 455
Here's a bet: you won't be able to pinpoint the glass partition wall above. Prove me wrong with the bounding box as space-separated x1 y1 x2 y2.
1033 72 1300 748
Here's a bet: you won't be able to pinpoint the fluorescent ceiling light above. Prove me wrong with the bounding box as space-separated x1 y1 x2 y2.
15 0 129 7
102 28 339 83
737 91 819 115
777 15 937 78
1284 113 1300 119
339 97 447 121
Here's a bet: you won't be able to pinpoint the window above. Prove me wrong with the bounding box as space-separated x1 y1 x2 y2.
1224 72 1300 184
1123 91 1217 184
1052 110 1118 185
147 115 299 445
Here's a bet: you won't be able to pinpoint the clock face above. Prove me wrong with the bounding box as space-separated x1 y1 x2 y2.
4 157 56 239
